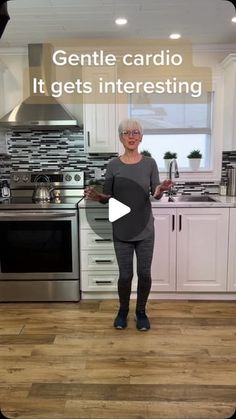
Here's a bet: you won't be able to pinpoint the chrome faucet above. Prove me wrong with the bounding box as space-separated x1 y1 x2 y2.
168 159 179 201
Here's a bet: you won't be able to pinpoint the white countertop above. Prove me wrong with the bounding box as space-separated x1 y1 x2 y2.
79 194 236 209
150 194 236 208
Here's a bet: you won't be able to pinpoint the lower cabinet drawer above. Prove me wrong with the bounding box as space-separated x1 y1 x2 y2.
81 250 118 270
80 208 110 229
80 229 114 250
81 271 118 291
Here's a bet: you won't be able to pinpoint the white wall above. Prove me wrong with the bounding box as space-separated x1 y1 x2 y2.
0 48 27 117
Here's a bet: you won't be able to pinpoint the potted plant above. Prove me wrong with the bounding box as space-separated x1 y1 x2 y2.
141 149 152 157
163 151 177 170
187 149 202 170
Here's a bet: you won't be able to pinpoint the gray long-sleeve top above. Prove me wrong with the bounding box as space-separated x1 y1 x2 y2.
103 155 160 241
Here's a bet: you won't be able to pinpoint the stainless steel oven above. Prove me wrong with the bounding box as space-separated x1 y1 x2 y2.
0 171 83 302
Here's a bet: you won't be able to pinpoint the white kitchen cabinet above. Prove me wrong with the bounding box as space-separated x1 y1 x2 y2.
177 208 229 292
80 207 118 292
151 209 176 291
80 206 229 295
81 250 118 271
227 208 236 291
83 66 118 153
80 229 113 250
79 207 139 294
81 271 118 292
152 207 229 292
80 207 110 230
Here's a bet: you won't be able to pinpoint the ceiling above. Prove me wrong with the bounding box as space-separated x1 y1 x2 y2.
0 0 236 47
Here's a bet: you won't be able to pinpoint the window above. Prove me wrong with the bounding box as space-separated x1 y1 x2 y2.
129 92 213 170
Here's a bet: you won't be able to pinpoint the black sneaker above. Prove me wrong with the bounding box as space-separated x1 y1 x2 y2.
136 311 150 331
113 309 128 329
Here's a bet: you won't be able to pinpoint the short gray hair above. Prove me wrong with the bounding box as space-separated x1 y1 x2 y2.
118 118 143 136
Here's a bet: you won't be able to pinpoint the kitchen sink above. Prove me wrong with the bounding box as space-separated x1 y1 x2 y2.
171 195 218 202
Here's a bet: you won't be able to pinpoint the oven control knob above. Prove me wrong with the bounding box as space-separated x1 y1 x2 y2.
74 174 81 182
12 174 20 182
65 174 72 182
22 174 30 183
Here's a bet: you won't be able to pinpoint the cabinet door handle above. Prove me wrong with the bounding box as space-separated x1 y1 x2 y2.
94 217 109 221
87 131 90 147
95 280 112 284
95 259 113 263
179 214 182 231
172 214 175 231
95 239 112 242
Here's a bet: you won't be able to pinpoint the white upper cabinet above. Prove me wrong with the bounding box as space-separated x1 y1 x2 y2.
83 66 118 153
221 54 236 151
83 103 118 153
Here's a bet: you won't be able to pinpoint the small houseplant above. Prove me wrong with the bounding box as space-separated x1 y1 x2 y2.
163 151 177 170
141 149 152 157
187 149 202 170
164 151 177 160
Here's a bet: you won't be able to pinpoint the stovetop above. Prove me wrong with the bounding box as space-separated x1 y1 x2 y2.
0 170 85 209
0 195 84 210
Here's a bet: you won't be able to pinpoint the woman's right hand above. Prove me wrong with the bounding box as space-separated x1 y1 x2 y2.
84 187 111 203
84 186 102 201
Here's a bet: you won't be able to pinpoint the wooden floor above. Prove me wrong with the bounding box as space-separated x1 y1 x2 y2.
0 300 236 419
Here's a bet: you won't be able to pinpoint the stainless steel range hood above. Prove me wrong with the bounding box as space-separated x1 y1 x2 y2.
0 44 78 128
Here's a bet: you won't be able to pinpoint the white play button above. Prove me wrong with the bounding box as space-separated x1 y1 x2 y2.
108 198 131 222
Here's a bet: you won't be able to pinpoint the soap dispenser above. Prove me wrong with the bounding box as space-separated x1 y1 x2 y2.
219 179 227 196
1 180 10 198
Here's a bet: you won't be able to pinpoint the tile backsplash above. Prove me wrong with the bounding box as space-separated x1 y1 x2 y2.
1 130 234 193
221 151 236 183
0 129 117 185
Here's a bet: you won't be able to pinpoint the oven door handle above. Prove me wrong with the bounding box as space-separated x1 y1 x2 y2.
0 211 77 219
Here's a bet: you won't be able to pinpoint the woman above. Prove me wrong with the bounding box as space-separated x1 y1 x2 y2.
84 119 172 331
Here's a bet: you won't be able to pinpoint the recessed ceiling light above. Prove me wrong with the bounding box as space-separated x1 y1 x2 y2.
169 33 181 40
232 16 236 23
115 18 128 26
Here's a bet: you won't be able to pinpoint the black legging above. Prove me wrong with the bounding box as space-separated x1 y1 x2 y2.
113 231 154 312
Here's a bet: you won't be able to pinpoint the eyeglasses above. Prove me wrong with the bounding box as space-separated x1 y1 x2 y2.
121 130 141 137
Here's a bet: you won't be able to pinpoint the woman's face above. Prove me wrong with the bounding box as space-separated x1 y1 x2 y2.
119 126 143 151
